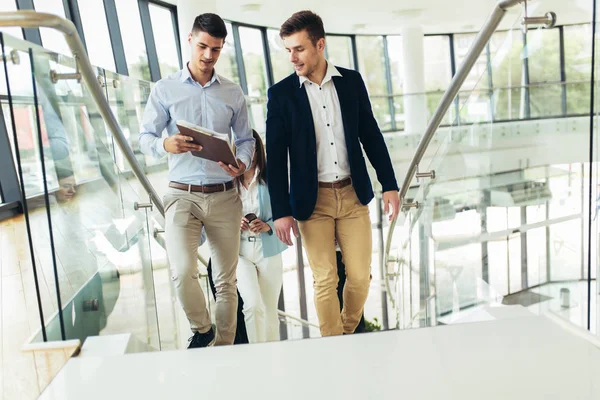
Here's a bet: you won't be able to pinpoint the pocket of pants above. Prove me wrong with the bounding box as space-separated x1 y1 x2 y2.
166 198 194 226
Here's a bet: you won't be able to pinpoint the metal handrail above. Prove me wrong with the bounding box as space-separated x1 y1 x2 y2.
0 11 164 216
384 0 526 305
398 0 525 202
0 12 216 273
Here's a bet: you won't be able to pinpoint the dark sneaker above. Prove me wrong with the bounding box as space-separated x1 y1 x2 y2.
187 327 216 349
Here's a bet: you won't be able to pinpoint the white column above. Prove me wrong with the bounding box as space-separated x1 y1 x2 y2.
176 0 218 65
401 26 428 136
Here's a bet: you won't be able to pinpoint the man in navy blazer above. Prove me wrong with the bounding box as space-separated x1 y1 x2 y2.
266 10 400 336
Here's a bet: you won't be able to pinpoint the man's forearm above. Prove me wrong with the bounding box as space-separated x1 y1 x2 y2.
139 132 167 159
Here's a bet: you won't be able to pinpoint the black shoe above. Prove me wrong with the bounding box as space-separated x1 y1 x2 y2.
187 327 216 349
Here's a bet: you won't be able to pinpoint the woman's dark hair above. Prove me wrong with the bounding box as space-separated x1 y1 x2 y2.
192 13 228 39
279 10 325 46
237 130 267 190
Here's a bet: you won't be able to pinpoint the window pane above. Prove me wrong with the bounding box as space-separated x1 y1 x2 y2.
386 36 403 94
527 28 561 118
239 27 268 96
424 36 452 123
34 0 70 56
268 29 291 83
326 35 353 69
454 33 490 90
218 22 239 84
387 36 404 128
115 0 150 81
424 36 451 91
0 0 21 39
78 0 115 71
490 30 525 119
148 3 180 77
564 25 592 115
356 35 390 131
239 27 268 132
490 29 524 88
355 36 387 95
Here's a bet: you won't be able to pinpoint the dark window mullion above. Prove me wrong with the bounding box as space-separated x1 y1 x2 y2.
449 33 460 124
15 0 42 45
232 24 248 94
486 44 495 121
260 27 274 87
138 0 161 82
559 26 567 116
103 0 128 75
522 31 531 119
350 35 359 71
382 35 396 131
167 2 182 69
63 0 87 52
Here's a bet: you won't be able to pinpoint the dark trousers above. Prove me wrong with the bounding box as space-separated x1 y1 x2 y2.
336 251 367 333
207 259 249 344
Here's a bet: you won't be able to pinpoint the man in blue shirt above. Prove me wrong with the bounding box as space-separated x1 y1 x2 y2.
139 13 254 348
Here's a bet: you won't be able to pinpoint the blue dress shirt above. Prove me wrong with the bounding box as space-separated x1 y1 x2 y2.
139 64 255 185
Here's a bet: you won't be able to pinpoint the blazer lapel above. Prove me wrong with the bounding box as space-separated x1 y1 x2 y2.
293 77 317 153
332 75 356 145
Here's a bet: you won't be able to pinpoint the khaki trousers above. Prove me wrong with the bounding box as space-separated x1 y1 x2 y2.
163 187 242 346
298 185 372 336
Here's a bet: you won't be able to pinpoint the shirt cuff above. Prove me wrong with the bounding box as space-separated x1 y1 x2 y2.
237 152 252 170
156 137 168 158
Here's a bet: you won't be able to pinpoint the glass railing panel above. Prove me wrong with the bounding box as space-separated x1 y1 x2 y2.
102 70 164 172
386 14 529 328
0 33 64 341
1 32 162 348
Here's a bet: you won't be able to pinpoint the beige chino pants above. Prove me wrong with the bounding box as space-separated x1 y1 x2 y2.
163 186 242 346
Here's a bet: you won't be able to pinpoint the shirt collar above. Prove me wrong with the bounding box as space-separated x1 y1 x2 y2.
242 168 260 190
299 60 342 88
181 63 221 86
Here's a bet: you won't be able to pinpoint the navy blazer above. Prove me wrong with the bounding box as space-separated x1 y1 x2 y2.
265 66 398 221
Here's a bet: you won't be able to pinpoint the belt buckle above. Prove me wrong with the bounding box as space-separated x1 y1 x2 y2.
248 236 257 242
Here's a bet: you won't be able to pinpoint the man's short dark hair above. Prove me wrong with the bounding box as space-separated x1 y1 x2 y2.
279 10 325 46
192 13 227 39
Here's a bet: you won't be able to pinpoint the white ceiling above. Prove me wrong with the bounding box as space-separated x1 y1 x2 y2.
175 0 593 35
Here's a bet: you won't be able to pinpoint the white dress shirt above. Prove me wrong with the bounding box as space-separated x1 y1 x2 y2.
240 168 261 239
300 61 351 183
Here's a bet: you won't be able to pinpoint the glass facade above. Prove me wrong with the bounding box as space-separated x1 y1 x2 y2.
0 1 598 372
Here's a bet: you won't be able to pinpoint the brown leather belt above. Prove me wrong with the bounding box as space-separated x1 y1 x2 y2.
318 177 352 189
169 180 234 193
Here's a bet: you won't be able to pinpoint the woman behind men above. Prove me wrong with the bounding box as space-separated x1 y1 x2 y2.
237 130 287 343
